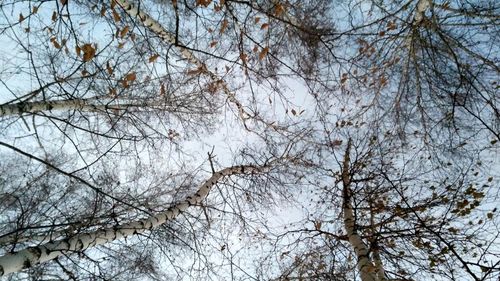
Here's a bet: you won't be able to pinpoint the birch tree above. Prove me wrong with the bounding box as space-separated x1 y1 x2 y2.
1 0 499 280
310 0 499 145
256 116 499 281
0 0 317 278
0 162 271 276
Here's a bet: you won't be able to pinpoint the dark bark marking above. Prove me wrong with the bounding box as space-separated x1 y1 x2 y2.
23 259 31 269
76 239 85 250
28 247 42 259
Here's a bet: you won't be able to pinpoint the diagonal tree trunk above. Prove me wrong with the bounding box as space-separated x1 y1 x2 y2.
115 0 259 128
0 164 266 276
0 97 176 117
341 139 379 281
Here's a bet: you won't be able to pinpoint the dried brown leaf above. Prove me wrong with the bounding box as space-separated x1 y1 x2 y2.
187 68 203 75
112 10 121 22
259 47 269 60
120 26 129 38
196 0 212 7
148 54 160 63
220 19 229 34
125 72 136 82
106 61 113 75
81 44 96 62
160 84 166 96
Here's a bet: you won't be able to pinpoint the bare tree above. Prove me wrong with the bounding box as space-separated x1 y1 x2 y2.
257 117 499 281
1 0 499 280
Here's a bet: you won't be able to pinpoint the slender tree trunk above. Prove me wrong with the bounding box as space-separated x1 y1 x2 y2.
0 164 264 276
415 0 431 23
115 0 251 125
370 205 387 281
0 97 173 117
0 231 66 247
341 139 378 281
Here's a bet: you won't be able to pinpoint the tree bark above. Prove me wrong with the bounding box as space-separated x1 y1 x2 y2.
115 0 251 125
415 0 431 23
0 97 173 117
341 139 378 281
0 164 264 276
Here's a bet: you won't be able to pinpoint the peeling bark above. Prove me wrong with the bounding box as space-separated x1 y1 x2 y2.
0 164 264 276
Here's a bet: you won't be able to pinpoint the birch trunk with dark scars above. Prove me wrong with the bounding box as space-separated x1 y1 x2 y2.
341 139 384 281
115 0 255 127
0 97 177 117
0 164 265 276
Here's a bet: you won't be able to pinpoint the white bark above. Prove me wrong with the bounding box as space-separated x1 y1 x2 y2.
0 164 264 276
372 246 386 281
115 0 251 125
341 139 377 281
0 232 64 247
370 208 387 281
404 0 432 49
415 0 431 23
0 97 174 117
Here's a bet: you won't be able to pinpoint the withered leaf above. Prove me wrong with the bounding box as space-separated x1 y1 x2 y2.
112 10 121 22
196 0 212 7
81 44 96 62
106 61 113 75
220 19 229 34
160 84 166 96
187 67 203 75
119 26 129 38
125 72 136 82
51 38 61 49
259 47 269 60
148 54 160 63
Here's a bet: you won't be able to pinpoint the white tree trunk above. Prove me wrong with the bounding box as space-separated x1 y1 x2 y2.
0 97 173 117
341 139 377 281
415 0 431 23
115 0 250 124
0 164 263 276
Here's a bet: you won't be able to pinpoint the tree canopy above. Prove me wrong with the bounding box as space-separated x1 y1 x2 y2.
0 0 498 280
